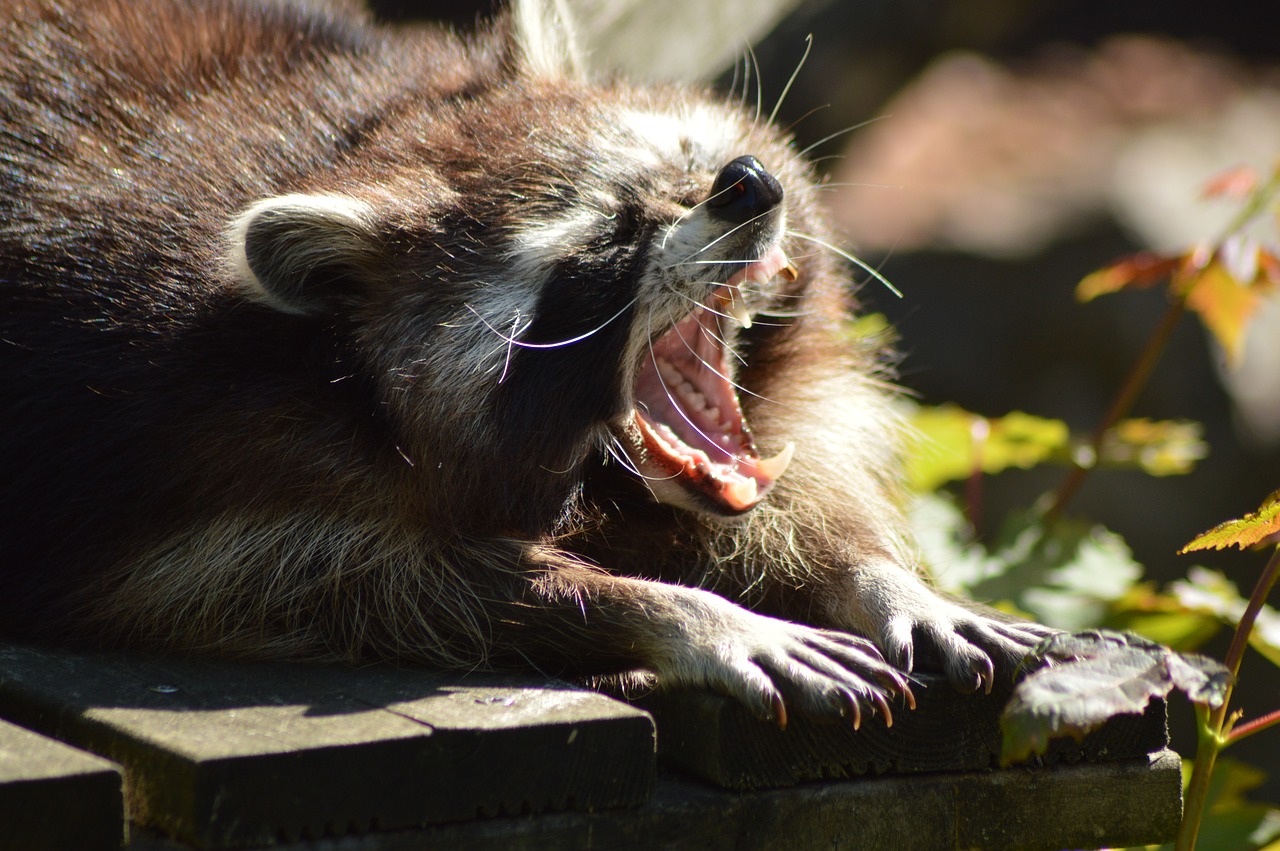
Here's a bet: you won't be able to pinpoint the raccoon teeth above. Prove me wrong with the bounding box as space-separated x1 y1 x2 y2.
724 287 753 329
755 441 796 481
724 476 759 508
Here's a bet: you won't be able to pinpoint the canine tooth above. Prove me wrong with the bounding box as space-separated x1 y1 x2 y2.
755 441 796 481
727 289 752 329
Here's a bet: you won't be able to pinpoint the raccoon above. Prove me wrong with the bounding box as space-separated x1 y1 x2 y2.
0 0 1051 727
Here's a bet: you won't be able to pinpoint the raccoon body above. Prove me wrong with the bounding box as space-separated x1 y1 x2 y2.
0 0 1049 724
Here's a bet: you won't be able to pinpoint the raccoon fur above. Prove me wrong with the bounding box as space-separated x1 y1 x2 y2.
0 0 1052 726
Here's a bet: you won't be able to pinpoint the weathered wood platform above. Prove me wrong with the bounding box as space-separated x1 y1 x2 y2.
0 717 125 851
0 643 1182 850
0 645 654 848
636 676 1168 789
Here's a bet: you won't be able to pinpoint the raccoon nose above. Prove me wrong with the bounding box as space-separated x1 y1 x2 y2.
706 155 784 224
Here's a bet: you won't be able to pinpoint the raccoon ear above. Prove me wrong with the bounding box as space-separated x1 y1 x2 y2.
509 0 585 81
229 194 378 316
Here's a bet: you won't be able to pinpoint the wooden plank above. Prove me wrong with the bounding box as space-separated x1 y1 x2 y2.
230 749 1181 851
0 645 654 849
955 748 1184 851
635 672 1168 789
0 718 125 851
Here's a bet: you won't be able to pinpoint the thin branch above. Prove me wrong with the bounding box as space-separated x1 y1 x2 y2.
1047 297 1187 521
1227 706 1280 744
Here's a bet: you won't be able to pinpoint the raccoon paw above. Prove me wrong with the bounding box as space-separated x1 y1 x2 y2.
664 591 912 729
842 566 1058 694
882 602 1058 694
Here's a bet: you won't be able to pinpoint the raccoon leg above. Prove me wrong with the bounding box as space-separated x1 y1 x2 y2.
76 516 909 727
522 559 912 728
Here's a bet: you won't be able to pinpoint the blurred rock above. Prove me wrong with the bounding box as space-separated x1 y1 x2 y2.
833 36 1280 257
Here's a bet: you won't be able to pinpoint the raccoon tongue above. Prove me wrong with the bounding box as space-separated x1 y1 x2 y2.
631 284 795 513
634 407 795 511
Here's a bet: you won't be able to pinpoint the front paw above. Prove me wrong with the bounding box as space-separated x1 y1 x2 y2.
884 600 1058 693
841 567 1058 693
660 590 914 728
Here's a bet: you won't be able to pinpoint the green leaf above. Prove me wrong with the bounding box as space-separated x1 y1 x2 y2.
1191 757 1280 851
911 498 1143 630
1099 418 1208 476
1106 583 1222 652
1000 630 1231 766
842 312 892 342
906 405 1205 492
1182 490 1280 552
907 406 1070 492
1170 566 1280 668
908 493 992 592
968 512 1143 631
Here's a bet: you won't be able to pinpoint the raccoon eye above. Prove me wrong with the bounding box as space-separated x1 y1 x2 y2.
706 155 784 224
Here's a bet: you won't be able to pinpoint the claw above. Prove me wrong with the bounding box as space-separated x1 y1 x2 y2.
977 656 995 695
885 668 910 695
771 693 789 730
873 690 894 728
844 689 862 731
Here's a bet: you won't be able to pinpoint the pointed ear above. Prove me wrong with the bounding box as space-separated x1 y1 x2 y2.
509 0 585 81
228 194 378 316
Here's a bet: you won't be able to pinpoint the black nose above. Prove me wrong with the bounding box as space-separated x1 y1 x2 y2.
706 155 783 224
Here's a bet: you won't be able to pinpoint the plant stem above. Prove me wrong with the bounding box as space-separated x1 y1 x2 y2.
1228 706 1280 744
1175 545 1280 851
1219 545 1280 693
1048 297 1187 521
1176 704 1221 851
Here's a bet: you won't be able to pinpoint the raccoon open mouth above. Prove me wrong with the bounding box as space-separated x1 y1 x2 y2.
630 247 797 514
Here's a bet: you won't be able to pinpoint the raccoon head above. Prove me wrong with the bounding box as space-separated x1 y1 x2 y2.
224 13 816 528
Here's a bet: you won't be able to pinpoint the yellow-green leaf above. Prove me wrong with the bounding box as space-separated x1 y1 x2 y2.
1169 566 1280 668
1100 418 1208 476
1181 491 1280 553
1181 258 1263 366
907 406 1069 492
842 312 892 342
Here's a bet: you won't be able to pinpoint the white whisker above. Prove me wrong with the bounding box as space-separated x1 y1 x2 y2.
769 34 812 126
659 177 747 253
464 298 639 351
664 304 779 406
666 207 777 268
746 43 764 125
796 114 890 157
605 436 680 484
815 181 902 192
646 312 736 462
787 230 902 298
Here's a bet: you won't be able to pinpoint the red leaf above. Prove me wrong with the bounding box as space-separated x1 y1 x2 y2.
1077 252 1182 302
1201 164 1259 200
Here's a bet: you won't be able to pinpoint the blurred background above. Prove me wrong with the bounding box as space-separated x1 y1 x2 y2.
374 0 1280 801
